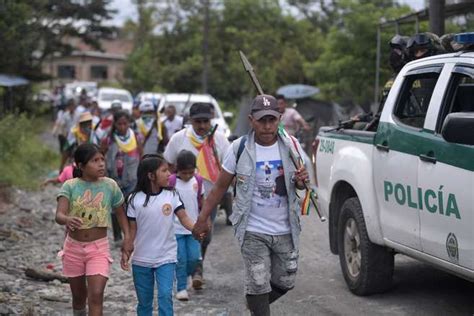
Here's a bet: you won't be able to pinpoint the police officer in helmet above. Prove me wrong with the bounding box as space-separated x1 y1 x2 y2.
407 32 445 61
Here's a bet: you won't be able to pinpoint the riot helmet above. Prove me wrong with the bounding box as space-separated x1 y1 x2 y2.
388 34 409 73
407 32 445 60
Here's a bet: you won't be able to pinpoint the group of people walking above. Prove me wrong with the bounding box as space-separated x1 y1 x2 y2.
52 97 237 315
51 91 312 316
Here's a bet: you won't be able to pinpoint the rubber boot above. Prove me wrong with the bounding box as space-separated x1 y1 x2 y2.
269 283 288 304
246 293 270 316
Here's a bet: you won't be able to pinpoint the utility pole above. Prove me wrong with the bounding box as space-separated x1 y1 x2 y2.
201 0 209 93
429 0 445 36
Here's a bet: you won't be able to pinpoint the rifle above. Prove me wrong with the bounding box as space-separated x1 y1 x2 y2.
239 50 326 222
325 112 373 132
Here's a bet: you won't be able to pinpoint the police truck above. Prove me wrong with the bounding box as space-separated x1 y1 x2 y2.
313 38 474 295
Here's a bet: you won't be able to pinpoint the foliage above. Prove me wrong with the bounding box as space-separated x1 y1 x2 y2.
304 0 412 107
0 114 58 189
0 0 115 82
125 0 473 108
125 0 323 102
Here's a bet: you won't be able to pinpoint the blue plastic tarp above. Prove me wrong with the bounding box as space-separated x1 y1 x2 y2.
276 84 320 99
0 74 29 87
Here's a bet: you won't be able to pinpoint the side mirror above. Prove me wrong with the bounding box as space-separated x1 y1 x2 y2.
441 112 474 146
223 111 234 122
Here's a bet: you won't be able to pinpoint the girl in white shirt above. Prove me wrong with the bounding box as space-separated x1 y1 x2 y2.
123 154 194 316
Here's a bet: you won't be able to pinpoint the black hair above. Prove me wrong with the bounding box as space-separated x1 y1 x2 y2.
127 154 168 208
276 94 286 101
176 150 196 171
73 143 102 178
110 110 131 137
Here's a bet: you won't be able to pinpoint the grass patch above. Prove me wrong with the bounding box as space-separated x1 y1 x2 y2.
0 114 59 189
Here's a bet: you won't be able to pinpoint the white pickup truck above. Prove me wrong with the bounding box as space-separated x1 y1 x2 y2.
313 51 474 295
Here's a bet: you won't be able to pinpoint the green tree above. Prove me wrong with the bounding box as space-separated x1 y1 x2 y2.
305 0 411 107
125 0 323 103
0 0 115 81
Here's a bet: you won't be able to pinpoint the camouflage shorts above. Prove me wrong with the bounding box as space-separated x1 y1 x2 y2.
241 231 299 295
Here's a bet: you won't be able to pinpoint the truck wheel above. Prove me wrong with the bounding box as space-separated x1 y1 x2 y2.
337 197 394 295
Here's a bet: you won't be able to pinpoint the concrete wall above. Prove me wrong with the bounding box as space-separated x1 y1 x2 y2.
42 55 126 86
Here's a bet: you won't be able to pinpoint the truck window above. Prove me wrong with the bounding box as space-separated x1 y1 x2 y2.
393 72 440 128
436 67 474 133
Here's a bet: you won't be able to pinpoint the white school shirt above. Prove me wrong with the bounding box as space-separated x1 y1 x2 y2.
173 176 203 235
222 141 291 235
127 190 184 268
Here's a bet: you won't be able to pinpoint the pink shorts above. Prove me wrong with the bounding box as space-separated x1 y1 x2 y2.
59 235 113 278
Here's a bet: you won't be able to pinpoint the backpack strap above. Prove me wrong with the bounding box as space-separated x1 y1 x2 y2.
168 173 177 188
233 135 247 197
236 135 247 165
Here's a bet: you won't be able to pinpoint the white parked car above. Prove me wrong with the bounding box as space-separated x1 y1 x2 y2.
64 81 98 100
158 93 232 138
135 92 162 106
97 87 133 113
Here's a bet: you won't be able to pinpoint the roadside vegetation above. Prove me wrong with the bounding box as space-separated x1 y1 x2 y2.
0 114 58 189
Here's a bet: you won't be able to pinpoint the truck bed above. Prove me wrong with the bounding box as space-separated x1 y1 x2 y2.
319 126 376 145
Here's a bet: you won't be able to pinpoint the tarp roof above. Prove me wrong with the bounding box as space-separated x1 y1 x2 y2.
0 74 29 87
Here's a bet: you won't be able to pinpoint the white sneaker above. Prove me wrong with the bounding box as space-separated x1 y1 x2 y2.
176 290 189 301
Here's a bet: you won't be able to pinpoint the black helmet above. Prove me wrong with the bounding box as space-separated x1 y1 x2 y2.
388 35 409 73
407 32 445 60
389 34 409 49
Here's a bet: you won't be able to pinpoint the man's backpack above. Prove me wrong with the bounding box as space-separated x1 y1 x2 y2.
168 174 204 210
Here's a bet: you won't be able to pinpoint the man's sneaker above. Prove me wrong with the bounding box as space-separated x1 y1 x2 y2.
176 290 189 301
192 274 203 290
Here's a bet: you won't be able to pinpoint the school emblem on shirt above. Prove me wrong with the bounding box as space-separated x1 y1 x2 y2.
162 203 172 216
193 183 198 192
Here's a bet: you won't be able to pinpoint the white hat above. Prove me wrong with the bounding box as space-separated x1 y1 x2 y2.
139 101 155 112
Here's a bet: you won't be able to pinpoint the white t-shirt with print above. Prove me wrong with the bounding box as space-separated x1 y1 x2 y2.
173 176 203 235
127 190 184 268
222 141 291 235
163 126 230 195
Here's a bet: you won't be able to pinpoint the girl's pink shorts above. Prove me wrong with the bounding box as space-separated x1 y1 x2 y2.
59 235 113 278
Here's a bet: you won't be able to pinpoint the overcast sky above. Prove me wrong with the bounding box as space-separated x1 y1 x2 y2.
109 0 426 26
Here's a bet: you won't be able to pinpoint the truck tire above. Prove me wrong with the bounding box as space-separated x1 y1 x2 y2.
337 197 394 295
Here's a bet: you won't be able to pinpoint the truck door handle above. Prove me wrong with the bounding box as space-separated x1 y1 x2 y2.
419 153 436 164
376 142 389 152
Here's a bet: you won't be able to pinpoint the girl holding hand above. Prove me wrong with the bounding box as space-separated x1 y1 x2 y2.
123 154 195 316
